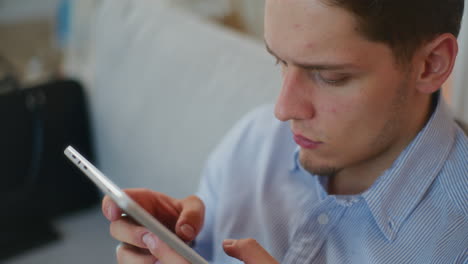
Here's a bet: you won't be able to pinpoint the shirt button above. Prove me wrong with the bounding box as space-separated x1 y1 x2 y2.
318 213 329 225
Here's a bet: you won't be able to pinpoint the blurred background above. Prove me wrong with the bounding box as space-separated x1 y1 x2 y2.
1 0 466 263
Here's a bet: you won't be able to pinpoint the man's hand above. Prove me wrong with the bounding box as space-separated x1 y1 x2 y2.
101 188 205 264
125 235 279 264
223 238 279 264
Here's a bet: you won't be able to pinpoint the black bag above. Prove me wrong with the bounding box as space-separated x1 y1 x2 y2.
0 57 101 259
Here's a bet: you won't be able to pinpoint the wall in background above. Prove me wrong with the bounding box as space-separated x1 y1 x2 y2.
453 1 468 123
0 0 59 23
0 0 63 86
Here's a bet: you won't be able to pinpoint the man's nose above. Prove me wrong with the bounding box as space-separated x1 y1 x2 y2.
274 67 315 122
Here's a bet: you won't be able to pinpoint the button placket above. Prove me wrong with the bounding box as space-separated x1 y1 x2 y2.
318 213 329 225
283 202 346 264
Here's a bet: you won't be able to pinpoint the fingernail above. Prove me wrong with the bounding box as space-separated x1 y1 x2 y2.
107 205 113 219
223 239 236 247
143 233 158 250
181 224 195 238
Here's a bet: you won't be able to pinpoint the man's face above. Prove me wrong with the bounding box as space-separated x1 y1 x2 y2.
265 0 419 177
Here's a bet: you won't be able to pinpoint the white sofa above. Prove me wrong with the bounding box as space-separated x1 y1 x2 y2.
7 0 280 263
86 0 281 199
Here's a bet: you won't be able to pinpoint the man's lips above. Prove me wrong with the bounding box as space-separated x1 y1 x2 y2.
293 134 323 149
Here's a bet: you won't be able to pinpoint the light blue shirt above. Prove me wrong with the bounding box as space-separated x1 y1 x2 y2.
194 96 468 264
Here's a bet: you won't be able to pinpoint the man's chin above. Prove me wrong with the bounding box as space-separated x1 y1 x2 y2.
307 166 340 177
299 152 340 177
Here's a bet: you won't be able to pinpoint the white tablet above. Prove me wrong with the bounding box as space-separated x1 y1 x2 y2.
64 146 209 264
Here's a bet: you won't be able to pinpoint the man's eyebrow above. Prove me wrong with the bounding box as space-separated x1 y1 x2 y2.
264 41 356 71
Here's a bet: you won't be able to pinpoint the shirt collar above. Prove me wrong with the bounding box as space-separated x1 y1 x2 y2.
363 94 457 241
290 146 301 172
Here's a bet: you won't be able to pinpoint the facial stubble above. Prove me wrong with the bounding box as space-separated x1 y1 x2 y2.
299 75 411 178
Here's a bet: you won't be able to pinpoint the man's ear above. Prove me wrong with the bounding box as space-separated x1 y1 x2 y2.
415 33 458 94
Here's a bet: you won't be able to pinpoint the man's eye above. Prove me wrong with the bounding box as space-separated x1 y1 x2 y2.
313 71 349 86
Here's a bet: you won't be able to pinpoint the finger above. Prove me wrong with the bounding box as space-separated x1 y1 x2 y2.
223 238 279 264
175 195 205 241
116 242 158 264
142 233 189 264
102 195 124 221
110 217 151 249
102 188 181 226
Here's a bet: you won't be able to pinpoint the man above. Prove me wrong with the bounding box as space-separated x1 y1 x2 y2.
102 0 467 263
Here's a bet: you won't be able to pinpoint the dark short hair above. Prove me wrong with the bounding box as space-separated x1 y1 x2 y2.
321 0 465 64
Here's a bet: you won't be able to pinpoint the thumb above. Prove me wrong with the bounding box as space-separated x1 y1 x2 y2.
223 238 279 264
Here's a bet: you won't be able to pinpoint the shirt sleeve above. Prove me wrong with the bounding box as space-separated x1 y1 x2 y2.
192 105 274 262
192 151 222 260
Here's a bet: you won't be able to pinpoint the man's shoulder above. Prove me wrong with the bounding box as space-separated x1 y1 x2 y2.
438 126 468 217
198 104 296 200
225 104 291 145
241 104 285 132
207 104 294 165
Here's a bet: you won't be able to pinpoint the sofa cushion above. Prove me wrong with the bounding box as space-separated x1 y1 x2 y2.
86 0 281 198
